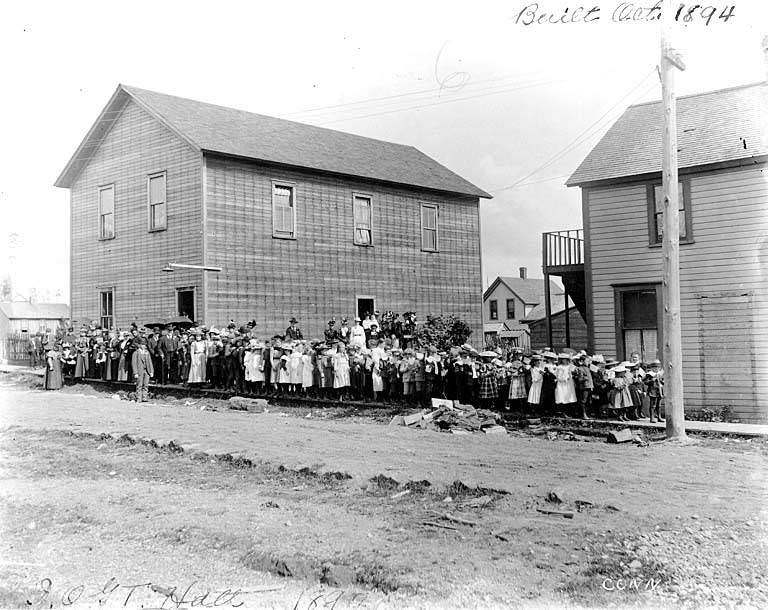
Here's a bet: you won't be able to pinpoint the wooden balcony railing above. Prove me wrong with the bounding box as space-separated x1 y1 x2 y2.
543 229 584 270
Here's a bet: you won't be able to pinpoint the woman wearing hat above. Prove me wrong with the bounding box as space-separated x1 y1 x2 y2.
349 317 366 349
44 342 63 390
188 330 207 385
507 350 528 412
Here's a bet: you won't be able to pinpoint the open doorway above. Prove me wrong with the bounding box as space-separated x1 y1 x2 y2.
356 296 375 320
177 288 196 322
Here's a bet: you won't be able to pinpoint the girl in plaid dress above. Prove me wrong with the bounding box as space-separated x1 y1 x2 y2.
478 353 498 407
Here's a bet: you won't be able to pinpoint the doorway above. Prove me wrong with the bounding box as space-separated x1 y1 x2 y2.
177 288 196 322
614 283 662 362
356 296 375 320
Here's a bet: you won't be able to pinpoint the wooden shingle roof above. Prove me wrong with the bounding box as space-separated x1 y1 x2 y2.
567 82 768 187
55 85 491 198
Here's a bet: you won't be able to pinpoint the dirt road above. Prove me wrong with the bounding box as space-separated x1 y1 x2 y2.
1 378 767 608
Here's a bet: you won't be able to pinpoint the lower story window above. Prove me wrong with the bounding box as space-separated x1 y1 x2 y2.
614 284 662 363
100 289 114 329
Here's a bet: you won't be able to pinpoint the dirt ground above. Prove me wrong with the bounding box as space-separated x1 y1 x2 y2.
1 376 768 609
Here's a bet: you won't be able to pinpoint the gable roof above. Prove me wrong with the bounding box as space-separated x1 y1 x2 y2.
55 85 491 199
483 276 563 304
567 82 768 187
0 302 69 320
520 298 576 323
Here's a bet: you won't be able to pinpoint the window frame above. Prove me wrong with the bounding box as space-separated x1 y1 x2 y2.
506 298 516 320
489 299 498 321
272 180 297 240
352 192 374 246
98 184 115 241
147 171 167 233
646 179 693 247
99 287 114 330
420 203 439 252
613 282 664 362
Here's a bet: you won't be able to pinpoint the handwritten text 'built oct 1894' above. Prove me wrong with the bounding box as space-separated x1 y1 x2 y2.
514 2 736 25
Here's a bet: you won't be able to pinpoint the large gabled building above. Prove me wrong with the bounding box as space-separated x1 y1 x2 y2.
55 85 490 338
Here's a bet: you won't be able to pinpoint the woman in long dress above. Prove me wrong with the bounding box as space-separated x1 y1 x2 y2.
188 332 207 384
117 333 130 381
44 345 63 390
288 345 304 392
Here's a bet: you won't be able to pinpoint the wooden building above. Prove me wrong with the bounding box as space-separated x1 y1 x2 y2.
546 82 768 422
0 302 69 363
55 85 490 339
523 301 588 353
482 269 563 349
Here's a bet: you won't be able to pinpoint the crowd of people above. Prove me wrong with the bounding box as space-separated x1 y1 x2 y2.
40 314 665 422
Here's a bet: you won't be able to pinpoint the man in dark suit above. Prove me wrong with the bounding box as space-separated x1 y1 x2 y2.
285 317 303 340
157 326 176 385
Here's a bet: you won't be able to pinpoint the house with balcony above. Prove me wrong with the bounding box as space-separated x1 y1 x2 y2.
546 81 768 422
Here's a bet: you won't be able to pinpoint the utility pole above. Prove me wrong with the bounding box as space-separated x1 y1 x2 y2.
660 0 686 441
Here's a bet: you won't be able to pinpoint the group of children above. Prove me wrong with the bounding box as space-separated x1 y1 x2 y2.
42 318 665 422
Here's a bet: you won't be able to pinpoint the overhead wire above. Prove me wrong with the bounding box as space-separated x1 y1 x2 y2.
490 69 659 194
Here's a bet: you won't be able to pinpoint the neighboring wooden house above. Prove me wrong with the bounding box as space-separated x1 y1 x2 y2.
548 81 768 422
0 302 69 363
482 269 564 349
55 85 490 339
523 301 588 353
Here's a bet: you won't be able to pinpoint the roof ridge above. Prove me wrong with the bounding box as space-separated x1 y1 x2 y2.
628 80 766 109
120 84 421 152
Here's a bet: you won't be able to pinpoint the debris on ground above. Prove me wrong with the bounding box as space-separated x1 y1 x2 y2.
391 399 503 434
546 489 565 504
606 428 634 443
228 396 269 411
536 508 575 519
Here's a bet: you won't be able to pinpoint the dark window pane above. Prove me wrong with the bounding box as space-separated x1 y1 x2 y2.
622 290 657 329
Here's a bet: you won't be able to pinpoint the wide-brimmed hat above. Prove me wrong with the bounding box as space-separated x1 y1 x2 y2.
492 358 503 366
543 351 557 359
613 365 627 373
650 359 662 366
354 316 361 322
479 350 497 358
289 317 298 324
557 352 571 360
592 354 605 364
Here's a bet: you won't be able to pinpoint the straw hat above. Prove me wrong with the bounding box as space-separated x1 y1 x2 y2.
543 351 557 359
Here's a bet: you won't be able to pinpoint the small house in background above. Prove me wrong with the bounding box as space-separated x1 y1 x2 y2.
550 81 768 423
482 268 564 350
0 302 69 363
523 299 588 353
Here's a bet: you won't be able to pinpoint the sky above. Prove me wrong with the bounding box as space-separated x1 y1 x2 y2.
1 0 766 301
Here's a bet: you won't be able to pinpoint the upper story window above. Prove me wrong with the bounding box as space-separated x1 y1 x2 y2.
420 203 439 252
272 182 296 239
353 194 373 246
98 184 115 240
506 299 516 319
647 180 692 245
148 172 167 232
100 288 114 329
489 299 498 320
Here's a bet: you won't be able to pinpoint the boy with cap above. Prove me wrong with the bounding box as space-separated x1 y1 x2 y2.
132 338 154 402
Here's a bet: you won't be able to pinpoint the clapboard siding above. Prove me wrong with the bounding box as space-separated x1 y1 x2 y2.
585 163 768 422
70 99 203 327
204 156 482 340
